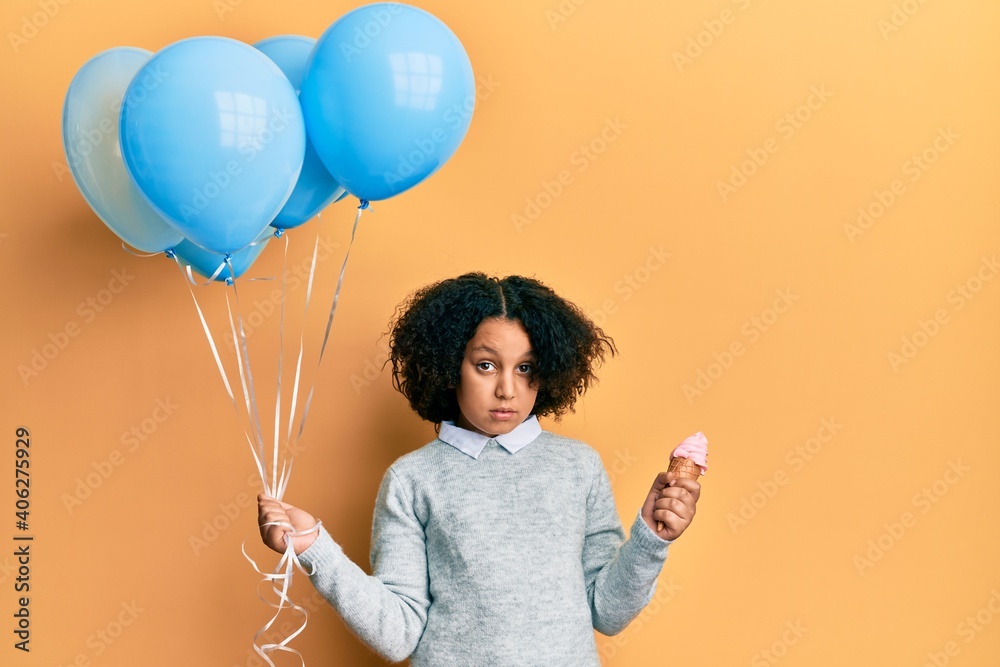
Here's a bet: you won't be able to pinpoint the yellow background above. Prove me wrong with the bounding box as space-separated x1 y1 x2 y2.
2 0 999 665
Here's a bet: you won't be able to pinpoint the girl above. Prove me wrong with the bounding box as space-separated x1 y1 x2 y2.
258 273 701 665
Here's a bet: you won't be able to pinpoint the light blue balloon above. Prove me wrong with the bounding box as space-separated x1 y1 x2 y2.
120 36 305 253
174 232 271 282
254 35 347 229
300 3 476 201
62 47 183 253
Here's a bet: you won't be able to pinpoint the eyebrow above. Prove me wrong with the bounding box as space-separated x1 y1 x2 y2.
471 345 535 359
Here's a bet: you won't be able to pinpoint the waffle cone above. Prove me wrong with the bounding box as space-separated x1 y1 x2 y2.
667 456 703 480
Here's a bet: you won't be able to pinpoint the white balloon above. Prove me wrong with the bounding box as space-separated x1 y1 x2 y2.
62 47 183 253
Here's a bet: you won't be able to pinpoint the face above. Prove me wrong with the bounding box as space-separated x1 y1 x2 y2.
455 318 539 437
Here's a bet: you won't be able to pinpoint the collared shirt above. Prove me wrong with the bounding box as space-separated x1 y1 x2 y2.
438 415 542 459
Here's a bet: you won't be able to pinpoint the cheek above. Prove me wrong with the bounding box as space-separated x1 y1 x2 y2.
521 377 540 400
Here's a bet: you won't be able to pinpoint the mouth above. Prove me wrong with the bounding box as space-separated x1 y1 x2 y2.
490 409 517 419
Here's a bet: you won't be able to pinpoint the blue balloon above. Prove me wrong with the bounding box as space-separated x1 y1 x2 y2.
174 232 271 282
300 4 476 201
62 47 183 253
120 37 305 253
254 35 347 229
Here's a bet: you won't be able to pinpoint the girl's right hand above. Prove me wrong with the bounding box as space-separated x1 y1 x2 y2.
257 494 319 555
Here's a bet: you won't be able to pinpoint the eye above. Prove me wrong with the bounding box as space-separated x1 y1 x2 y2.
516 363 534 375
476 361 496 372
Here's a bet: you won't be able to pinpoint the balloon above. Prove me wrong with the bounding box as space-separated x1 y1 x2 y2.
300 3 476 201
120 36 305 253
62 47 183 253
174 231 272 282
254 35 347 229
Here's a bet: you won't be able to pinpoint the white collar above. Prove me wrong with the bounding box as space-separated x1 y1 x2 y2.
438 415 542 459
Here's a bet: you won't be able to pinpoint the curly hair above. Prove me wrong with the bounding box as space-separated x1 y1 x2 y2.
387 273 616 424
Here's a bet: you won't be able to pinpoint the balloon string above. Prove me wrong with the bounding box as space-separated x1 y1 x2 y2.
242 521 320 667
284 225 321 453
272 232 290 497
171 255 267 493
289 201 366 461
230 259 268 458
120 241 169 258
226 270 271 495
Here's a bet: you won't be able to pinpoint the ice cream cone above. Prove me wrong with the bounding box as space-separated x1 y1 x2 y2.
656 457 704 532
667 456 702 480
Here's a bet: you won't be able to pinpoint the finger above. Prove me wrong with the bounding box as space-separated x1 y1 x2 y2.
258 495 282 518
655 497 695 522
263 524 290 550
261 509 291 527
649 471 672 494
646 473 674 511
654 507 691 530
668 477 702 502
656 486 695 507
657 502 693 523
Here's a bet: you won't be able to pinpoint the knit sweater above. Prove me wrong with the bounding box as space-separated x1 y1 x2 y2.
298 429 671 665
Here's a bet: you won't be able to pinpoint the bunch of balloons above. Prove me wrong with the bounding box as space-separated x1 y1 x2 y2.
62 3 475 280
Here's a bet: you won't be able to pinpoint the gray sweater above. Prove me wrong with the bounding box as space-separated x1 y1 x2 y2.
298 429 670 665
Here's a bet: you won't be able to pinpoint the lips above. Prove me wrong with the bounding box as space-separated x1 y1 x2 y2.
490 409 516 419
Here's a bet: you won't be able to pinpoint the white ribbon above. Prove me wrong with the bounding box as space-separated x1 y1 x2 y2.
243 521 321 667
167 201 368 665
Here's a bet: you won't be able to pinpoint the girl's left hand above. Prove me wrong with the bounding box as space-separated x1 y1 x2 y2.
641 471 701 542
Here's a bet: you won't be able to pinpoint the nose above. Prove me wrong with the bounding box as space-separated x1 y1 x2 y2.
495 370 515 399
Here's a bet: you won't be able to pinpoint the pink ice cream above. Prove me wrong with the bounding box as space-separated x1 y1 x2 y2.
671 432 708 474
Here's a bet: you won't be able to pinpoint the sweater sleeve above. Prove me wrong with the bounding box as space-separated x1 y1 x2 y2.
582 453 671 636
297 467 429 662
